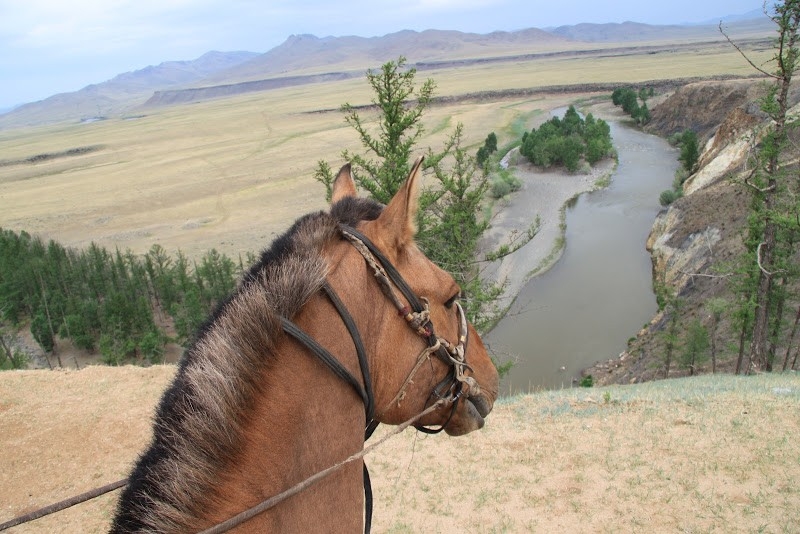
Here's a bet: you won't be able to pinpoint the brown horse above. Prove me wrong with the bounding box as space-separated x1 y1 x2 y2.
110 157 499 533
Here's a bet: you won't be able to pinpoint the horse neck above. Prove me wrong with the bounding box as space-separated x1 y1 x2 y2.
205 290 369 532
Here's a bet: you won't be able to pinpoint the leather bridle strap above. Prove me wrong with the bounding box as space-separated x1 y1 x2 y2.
281 317 370 413
280 282 378 534
338 224 469 435
338 224 456 366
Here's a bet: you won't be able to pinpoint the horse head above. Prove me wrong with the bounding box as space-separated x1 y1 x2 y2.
329 157 499 436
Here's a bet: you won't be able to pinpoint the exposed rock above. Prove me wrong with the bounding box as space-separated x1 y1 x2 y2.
584 79 777 386
646 79 765 141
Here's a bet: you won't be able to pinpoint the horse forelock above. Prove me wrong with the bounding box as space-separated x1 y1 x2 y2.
113 209 352 533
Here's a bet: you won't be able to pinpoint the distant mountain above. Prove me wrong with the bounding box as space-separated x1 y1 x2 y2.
547 17 773 43
0 18 776 130
199 28 569 85
0 51 258 129
713 9 766 24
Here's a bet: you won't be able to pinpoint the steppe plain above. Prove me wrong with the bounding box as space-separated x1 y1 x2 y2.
0 29 773 261
3 22 799 534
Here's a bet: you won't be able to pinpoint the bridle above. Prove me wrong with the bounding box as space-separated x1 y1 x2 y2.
338 224 481 428
279 222 479 533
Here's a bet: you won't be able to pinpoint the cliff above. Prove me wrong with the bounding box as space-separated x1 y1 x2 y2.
586 79 799 384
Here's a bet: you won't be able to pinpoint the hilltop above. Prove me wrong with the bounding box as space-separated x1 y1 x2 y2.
1 367 797 532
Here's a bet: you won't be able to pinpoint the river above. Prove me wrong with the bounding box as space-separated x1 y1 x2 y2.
485 121 679 393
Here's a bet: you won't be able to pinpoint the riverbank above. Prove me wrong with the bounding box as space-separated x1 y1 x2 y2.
482 150 616 311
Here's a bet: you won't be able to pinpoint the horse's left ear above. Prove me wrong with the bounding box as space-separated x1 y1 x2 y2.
331 163 358 204
376 156 424 249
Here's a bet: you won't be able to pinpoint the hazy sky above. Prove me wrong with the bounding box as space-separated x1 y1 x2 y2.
0 0 764 110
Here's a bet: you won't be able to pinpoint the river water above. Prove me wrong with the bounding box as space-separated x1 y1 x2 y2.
485 121 679 393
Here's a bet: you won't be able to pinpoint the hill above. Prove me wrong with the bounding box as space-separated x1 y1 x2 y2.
0 17 773 130
0 51 258 129
549 17 773 42
0 367 797 532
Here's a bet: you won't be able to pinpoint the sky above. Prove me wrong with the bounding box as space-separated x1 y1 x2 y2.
0 0 765 110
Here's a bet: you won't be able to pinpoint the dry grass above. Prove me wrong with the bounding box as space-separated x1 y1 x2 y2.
0 37 772 261
1 368 797 533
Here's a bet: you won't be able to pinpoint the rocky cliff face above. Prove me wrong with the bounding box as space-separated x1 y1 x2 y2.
585 79 779 385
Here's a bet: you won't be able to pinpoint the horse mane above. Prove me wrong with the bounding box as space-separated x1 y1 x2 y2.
112 196 382 533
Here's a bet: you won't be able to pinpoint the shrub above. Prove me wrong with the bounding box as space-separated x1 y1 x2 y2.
519 107 612 171
490 171 522 199
659 189 681 206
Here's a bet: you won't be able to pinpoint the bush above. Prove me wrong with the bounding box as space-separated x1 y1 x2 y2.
659 189 682 207
611 87 651 125
678 130 699 173
490 171 522 199
519 106 612 171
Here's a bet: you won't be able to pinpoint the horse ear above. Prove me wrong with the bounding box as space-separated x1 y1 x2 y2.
331 163 357 204
376 156 424 249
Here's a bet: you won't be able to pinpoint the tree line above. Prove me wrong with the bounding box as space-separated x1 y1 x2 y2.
0 228 244 366
2 57 536 374
611 86 652 125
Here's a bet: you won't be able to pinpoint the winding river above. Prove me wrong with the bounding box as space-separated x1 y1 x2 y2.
485 121 679 393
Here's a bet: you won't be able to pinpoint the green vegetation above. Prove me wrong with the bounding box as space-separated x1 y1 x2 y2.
677 129 700 172
679 319 710 375
611 87 653 125
646 2 800 380
0 324 26 370
0 228 242 366
659 130 699 207
489 169 522 199
476 132 498 166
519 105 613 172
721 1 800 374
315 57 535 340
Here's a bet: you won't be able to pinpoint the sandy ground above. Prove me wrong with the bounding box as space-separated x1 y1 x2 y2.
1 366 798 533
481 151 615 309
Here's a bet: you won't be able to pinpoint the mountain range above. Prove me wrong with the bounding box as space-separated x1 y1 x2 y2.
0 14 772 130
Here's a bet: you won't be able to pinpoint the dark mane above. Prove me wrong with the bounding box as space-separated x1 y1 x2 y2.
111 196 382 532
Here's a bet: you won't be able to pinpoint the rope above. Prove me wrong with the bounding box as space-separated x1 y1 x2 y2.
1 401 446 534
197 400 446 534
0 478 127 532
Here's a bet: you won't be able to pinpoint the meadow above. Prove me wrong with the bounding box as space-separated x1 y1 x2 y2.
2 368 797 532
0 34 771 262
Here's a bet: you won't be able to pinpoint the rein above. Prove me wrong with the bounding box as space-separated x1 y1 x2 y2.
1 223 473 533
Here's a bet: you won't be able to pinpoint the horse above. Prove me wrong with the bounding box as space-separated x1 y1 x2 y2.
110 157 500 533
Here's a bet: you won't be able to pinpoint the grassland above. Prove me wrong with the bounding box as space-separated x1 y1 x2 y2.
0 35 772 261
1 368 797 532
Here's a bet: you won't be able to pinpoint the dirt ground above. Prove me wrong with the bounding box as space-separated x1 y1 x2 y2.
1 366 798 533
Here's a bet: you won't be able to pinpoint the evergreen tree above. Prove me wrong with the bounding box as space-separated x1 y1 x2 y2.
315 56 434 205
722 1 800 372
314 57 532 334
678 130 699 173
680 319 710 375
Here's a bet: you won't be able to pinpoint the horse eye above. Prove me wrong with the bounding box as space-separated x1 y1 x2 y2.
444 292 460 309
